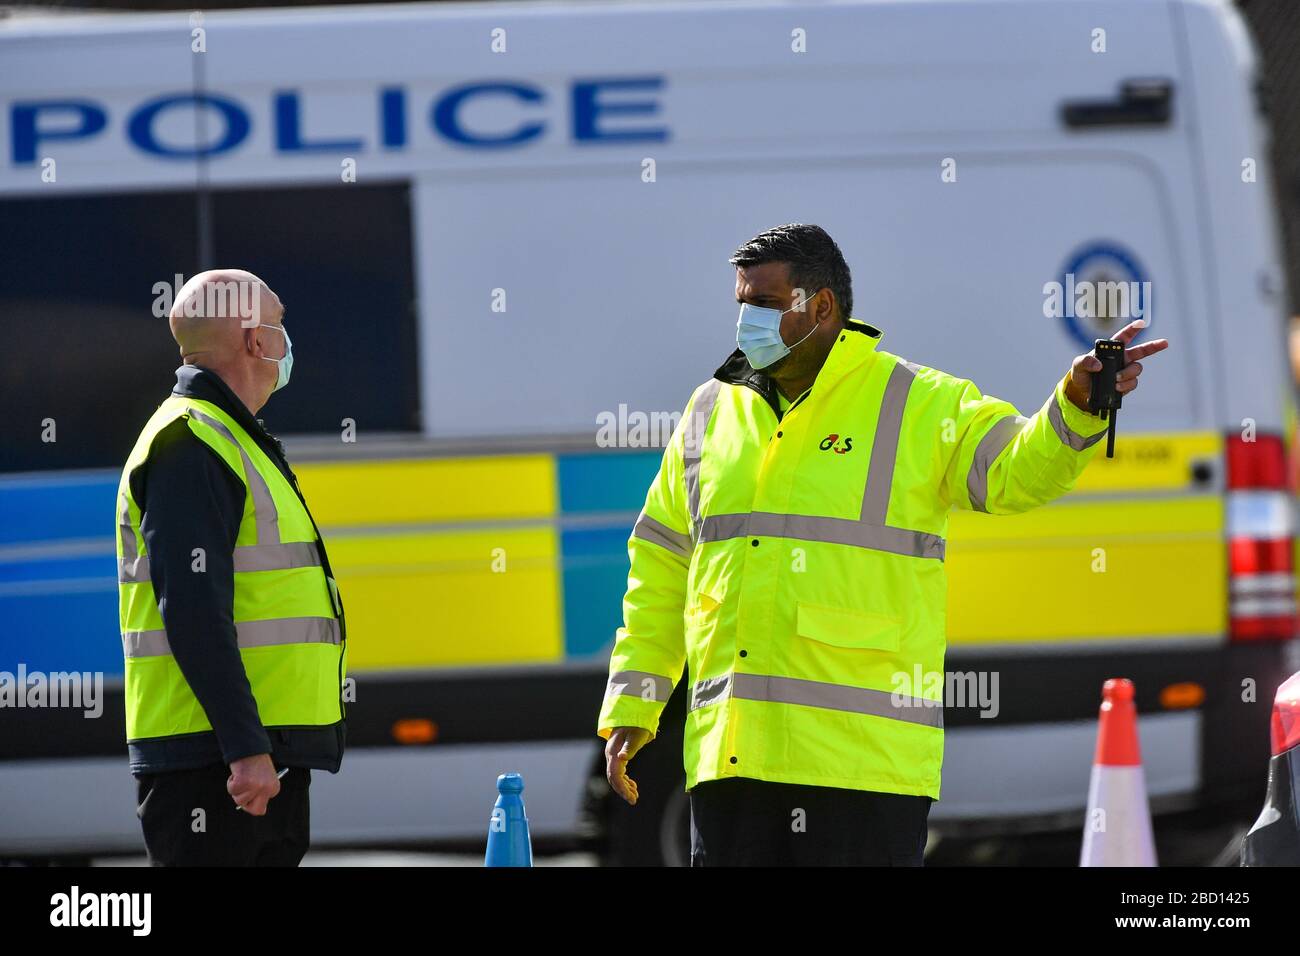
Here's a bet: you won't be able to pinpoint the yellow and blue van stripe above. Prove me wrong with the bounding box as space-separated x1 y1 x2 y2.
0 451 663 677
0 431 1246 677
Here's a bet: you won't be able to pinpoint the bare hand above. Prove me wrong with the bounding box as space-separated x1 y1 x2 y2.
604 727 651 806
228 753 280 816
1064 320 1170 413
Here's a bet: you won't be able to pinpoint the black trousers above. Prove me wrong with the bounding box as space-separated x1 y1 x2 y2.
135 763 311 866
689 777 932 866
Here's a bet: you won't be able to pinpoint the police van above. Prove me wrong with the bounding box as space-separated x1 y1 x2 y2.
1 0 1295 863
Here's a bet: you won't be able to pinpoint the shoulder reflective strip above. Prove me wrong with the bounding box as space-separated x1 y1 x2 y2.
860 359 917 524
727 673 943 728
631 510 693 558
605 669 674 703
967 414 1029 513
119 495 138 562
118 555 150 584
122 617 341 658
1046 399 1105 452
187 408 281 546
117 541 321 584
698 511 944 561
690 673 733 710
682 379 723 538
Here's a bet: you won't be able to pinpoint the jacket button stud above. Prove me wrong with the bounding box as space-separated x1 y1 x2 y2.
776 431 783 438
751 539 759 547
729 756 738 764
739 650 747 658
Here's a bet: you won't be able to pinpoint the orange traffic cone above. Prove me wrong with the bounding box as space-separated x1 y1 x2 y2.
1080 678 1157 866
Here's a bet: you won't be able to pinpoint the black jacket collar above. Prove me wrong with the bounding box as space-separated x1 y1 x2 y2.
173 365 266 436
171 365 294 473
713 319 883 417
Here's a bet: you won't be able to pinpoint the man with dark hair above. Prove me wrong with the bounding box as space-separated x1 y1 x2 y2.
597 223 1168 866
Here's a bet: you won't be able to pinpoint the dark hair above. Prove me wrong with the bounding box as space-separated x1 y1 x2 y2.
729 223 853 322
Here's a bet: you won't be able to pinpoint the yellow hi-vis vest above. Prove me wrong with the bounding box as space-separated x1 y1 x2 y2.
597 321 1110 798
117 395 345 745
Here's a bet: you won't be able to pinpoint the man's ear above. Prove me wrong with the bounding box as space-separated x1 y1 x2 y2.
815 288 835 325
244 325 261 358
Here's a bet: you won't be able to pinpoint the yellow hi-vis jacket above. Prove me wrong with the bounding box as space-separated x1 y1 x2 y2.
118 395 346 745
596 320 1110 798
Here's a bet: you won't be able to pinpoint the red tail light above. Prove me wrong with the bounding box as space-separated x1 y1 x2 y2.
1270 671 1300 756
1226 434 1289 491
1226 433 1296 641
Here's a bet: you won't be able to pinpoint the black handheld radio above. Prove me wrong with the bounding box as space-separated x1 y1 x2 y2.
1089 339 1125 458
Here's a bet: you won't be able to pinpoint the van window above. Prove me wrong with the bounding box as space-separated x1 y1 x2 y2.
0 182 419 473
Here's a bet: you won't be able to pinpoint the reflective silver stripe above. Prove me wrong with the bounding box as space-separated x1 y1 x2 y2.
117 541 321 584
861 360 917 523
631 511 693 559
187 408 281 546
690 673 733 711
118 555 150 584
685 359 944 560
122 617 341 659
730 672 943 728
606 669 674 703
237 616 340 649
682 379 722 539
1046 398 1106 452
966 414 1029 513
122 629 171 658
698 512 749 541
233 541 321 573
697 511 945 561
119 494 138 562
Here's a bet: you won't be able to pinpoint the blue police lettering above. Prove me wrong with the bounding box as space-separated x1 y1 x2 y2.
274 91 365 153
380 87 405 149
8 75 668 164
10 100 107 164
572 77 667 143
128 93 250 159
433 82 546 148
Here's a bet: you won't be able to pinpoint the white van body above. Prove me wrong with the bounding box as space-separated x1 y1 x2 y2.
1 0 1295 861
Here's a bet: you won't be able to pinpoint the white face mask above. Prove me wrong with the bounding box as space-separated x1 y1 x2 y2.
259 323 293 393
735 289 823 370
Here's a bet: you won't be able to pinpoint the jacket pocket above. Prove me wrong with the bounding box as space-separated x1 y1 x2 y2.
795 602 900 652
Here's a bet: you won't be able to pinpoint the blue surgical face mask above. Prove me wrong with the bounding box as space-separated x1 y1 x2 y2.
259 323 293 392
736 289 823 370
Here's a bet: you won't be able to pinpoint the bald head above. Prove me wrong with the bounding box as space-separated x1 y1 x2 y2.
168 269 288 414
169 269 282 357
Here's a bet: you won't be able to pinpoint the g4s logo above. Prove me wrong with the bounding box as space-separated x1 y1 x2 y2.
819 433 853 455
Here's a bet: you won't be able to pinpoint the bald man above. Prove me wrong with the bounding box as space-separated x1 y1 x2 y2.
118 270 346 866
